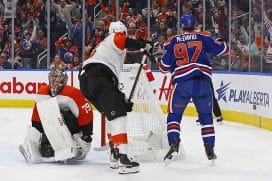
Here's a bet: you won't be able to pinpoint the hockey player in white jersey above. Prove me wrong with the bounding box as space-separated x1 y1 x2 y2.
79 21 153 174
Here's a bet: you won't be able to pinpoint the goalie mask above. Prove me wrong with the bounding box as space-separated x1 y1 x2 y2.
48 67 68 97
109 21 127 36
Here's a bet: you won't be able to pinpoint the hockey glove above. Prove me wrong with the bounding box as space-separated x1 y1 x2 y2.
147 41 154 55
119 90 134 112
74 134 92 155
125 101 134 112
138 39 154 53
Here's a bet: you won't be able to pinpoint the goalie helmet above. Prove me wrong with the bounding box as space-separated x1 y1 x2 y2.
109 21 127 36
48 66 68 97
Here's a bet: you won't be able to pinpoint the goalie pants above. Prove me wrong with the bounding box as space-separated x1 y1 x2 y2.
167 77 215 147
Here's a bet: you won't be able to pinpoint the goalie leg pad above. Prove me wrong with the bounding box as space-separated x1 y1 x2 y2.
36 97 79 161
19 126 42 162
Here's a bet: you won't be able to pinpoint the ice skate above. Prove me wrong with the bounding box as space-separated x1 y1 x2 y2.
164 139 180 166
109 142 119 169
118 154 139 174
204 143 217 165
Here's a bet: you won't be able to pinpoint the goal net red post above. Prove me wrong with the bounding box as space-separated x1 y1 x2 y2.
100 64 169 161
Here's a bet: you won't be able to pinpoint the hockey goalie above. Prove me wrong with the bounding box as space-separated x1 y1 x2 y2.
19 66 93 163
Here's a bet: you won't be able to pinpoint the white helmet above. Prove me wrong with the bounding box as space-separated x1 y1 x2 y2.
109 21 127 36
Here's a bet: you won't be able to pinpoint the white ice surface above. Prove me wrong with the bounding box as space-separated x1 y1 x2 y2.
0 108 272 181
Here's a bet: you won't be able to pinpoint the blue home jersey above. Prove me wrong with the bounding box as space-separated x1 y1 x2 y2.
160 31 228 84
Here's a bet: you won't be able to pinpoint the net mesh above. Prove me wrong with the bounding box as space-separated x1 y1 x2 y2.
121 64 168 161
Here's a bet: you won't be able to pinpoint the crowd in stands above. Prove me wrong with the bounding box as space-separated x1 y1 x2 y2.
0 0 271 73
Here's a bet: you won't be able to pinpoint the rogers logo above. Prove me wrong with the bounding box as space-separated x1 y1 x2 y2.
0 77 47 94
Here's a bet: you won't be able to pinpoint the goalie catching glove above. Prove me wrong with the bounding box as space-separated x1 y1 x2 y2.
73 134 92 157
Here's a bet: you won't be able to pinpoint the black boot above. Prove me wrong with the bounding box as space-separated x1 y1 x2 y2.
204 143 217 160
164 139 180 166
118 154 140 174
216 116 223 124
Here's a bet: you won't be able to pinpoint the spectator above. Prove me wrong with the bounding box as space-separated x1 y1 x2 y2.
50 54 65 69
87 16 94 35
55 37 78 65
0 53 12 69
13 55 24 69
166 10 177 31
50 11 67 58
19 30 39 69
35 29 47 54
156 21 167 37
71 54 82 70
66 17 83 54
50 0 77 23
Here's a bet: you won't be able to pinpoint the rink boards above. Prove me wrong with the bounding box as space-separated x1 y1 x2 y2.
0 67 272 131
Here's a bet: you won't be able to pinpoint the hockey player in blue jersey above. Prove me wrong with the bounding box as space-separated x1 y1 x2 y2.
160 14 229 165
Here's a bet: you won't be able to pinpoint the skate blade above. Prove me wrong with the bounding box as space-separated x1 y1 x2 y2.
19 144 31 164
217 121 223 125
210 159 216 166
118 166 139 174
164 152 178 167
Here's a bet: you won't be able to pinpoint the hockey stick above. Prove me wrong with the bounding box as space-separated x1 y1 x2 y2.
128 48 152 102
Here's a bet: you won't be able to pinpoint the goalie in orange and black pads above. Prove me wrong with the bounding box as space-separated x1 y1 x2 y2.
19 66 93 163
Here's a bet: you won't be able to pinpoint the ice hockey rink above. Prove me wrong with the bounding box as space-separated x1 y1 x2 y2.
1 108 272 181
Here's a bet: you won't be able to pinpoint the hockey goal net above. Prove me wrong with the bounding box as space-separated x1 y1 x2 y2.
100 64 169 161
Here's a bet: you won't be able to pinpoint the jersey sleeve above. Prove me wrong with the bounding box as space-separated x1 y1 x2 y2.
69 88 93 136
159 39 172 73
69 88 93 126
205 36 229 56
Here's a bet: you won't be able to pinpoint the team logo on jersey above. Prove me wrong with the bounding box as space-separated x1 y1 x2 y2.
216 81 231 102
